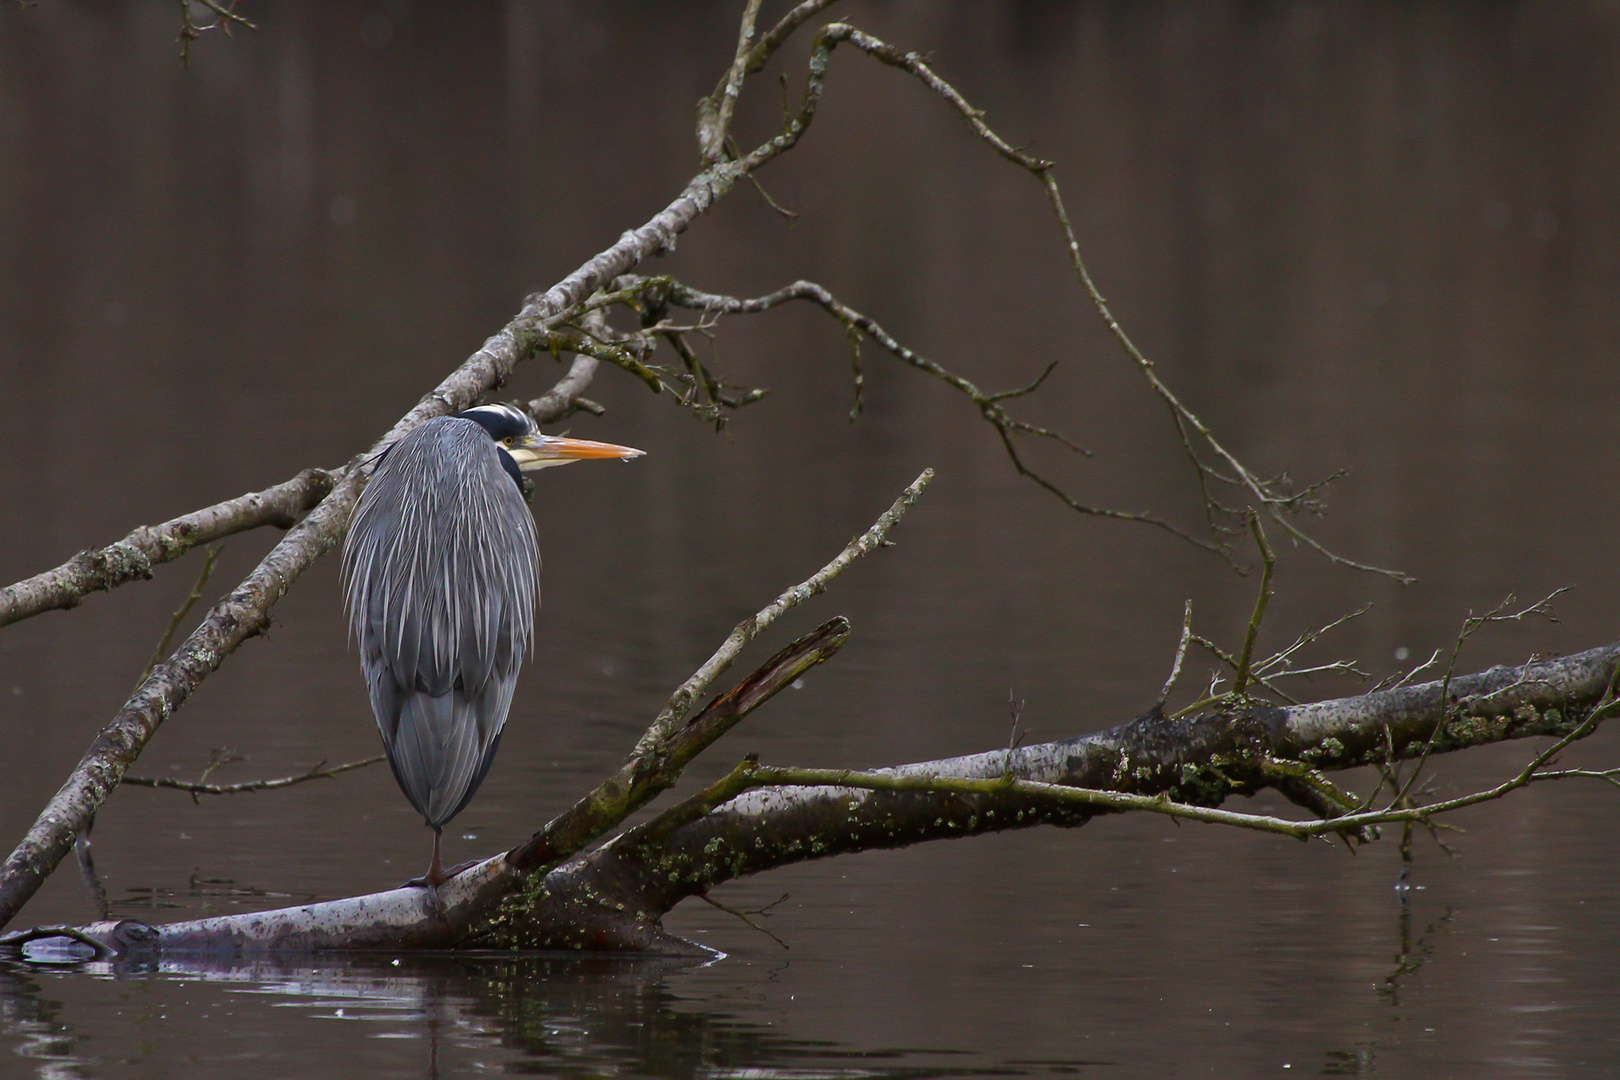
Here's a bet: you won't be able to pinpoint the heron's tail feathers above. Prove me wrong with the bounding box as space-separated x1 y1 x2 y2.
384 681 512 830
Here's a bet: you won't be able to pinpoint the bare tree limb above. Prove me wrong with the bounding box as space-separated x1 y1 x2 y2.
524 354 602 424
630 275 1228 553
636 699 1616 846
744 0 843 74
697 0 765 164
634 469 932 758
8 635 1617 958
532 643 1620 952
775 22 1408 580
133 543 224 691
0 468 335 629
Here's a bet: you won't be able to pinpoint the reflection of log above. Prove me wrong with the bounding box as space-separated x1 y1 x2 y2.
8 643 1612 958
0 950 798 1077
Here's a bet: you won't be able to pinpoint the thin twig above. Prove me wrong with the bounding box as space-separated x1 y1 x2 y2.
1374 648 1443 693
192 747 246 792
73 823 108 922
698 0 766 164
122 756 385 796
729 134 801 219
636 276 1228 553
632 469 933 756
1183 634 1297 708
1390 588 1570 808
697 890 790 950
1158 601 1193 705
176 0 255 66
1232 513 1276 697
1253 604 1372 680
1003 692 1028 779
134 543 224 692
782 22 1409 580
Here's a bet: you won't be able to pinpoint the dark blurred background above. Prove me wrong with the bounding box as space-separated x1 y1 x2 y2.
2 1 1620 1076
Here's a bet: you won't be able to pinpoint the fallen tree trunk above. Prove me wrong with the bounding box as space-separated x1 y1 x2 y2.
7 641 1612 959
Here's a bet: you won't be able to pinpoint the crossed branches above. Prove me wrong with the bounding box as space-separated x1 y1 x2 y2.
0 1 1549 945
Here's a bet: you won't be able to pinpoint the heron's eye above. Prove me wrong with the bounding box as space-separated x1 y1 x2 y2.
503 436 515 446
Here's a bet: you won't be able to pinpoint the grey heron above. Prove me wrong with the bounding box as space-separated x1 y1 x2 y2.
342 403 644 886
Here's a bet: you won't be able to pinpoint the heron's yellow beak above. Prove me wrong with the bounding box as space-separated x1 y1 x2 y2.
507 434 646 472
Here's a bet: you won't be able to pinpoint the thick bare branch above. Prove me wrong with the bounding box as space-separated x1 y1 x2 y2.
0 468 334 629
8 640 1616 957
538 642 1620 950
3 617 855 956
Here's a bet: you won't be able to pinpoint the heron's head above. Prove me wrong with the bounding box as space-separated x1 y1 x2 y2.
458 404 645 472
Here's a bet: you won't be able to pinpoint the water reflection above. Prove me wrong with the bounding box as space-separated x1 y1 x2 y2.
0 966 88 1080
8 0 1620 1074
0 953 1032 1079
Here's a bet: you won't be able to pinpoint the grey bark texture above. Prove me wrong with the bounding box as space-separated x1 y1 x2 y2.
0 468 336 628
7 643 1611 957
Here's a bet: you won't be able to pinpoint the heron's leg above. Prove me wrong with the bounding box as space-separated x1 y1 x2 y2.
425 828 445 888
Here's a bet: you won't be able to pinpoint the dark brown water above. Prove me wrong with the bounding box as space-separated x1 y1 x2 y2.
4 1 1620 1076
